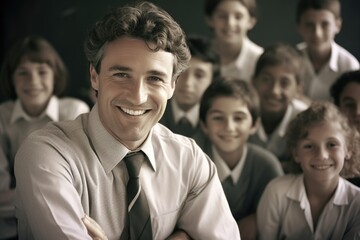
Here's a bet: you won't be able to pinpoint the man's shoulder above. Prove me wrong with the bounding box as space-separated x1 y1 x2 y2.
153 123 195 147
28 113 89 144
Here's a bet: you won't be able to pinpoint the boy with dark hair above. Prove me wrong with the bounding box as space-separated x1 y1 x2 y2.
249 42 308 171
296 0 359 101
204 0 263 82
160 35 218 139
199 78 283 239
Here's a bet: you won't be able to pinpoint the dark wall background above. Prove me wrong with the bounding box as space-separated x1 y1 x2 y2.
1 0 359 104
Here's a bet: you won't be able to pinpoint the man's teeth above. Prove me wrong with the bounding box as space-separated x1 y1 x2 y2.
121 107 146 116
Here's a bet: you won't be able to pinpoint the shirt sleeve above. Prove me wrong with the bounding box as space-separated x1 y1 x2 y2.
14 136 92 240
176 145 241 240
257 178 282 240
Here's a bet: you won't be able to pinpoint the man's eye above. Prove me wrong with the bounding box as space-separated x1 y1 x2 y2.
114 72 129 78
148 76 163 82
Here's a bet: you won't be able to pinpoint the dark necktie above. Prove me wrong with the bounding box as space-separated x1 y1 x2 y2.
124 151 153 240
177 117 194 137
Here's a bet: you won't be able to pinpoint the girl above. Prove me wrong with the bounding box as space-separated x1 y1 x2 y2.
0 35 89 239
257 101 360 240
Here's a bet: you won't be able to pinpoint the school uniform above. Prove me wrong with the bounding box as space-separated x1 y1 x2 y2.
257 174 360 240
220 37 263 82
248 100 307 162
298 41 360 101
199 140 283 221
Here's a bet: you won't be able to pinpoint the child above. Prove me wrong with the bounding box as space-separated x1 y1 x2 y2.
204 0 263 82
0 36 89 239
296 0 359 101
160 35 218 139
199 79 284 239
257 101 360 239
330 69 360 186
249 42 308 170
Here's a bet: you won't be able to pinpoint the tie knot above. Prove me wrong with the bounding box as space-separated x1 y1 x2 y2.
124 151 145 178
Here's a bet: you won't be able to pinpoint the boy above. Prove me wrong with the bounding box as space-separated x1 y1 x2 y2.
160 35 218 139
249 42 308 170
199 79 283 239
296 0 359 101
330 69 360 187
204 0 263 82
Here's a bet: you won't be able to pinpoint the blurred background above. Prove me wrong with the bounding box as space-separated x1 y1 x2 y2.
1 0 359 104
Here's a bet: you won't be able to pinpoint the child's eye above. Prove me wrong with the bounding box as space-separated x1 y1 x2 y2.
16 71 29 76
327 142 338 148
38 70 49 76
210 115 224 122
303 144 313 149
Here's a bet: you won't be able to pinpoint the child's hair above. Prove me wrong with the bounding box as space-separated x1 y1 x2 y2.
252 42 304 85
199 78 260 126
187 35 218 65
296 0 341 23
0 35 68 100
204 0 257 18
186 35 220 77
286 101 360 178
330 70 360 106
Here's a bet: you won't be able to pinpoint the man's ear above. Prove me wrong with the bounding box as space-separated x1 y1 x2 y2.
167 79 176 100
90 65 99 92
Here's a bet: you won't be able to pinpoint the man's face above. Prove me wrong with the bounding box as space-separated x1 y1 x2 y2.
90 37 175 150
173 57 213 111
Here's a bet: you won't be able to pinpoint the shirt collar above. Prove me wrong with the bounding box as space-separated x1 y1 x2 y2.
212 144 248 183
10 96 59 123
256 104 293 141
286 175 349 207
88 104 156 174
329 41 339 72
234 37 251 69
171 100 199 127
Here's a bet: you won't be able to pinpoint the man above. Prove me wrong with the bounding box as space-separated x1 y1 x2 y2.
14 2 240 239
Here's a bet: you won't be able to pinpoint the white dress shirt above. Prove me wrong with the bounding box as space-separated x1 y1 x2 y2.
15 104 240 240
257 174 360 240
298 41 360 101
220 37 263 82
0 96 89 191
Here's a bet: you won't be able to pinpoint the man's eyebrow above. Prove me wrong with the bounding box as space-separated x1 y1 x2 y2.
108 65 131 72
147 70 168 77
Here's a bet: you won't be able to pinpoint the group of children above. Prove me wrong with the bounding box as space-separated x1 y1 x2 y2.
0 0 360 239
159 0 360 239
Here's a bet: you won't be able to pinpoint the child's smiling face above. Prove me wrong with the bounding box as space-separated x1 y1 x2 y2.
292 120 349 184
